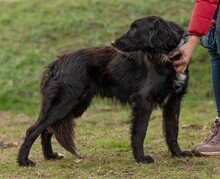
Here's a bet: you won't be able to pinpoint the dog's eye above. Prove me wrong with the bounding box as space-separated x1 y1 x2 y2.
130 23 137 33
131 27 137 33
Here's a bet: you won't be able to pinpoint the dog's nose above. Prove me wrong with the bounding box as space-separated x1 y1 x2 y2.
111 40 116 46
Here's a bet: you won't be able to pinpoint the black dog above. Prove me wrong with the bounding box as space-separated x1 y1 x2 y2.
17 16 191 166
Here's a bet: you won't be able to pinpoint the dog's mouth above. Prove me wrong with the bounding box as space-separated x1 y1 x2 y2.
111 40 128 52
111 40 138 52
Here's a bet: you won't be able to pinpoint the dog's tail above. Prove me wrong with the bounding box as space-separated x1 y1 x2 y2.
48 117 81 158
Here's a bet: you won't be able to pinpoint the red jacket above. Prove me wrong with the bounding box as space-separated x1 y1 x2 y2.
188 0 219 37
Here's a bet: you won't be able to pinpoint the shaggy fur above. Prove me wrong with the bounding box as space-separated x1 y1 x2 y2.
17 16 191 166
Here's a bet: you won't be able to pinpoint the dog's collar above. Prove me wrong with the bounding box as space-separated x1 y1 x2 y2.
170 34 188 53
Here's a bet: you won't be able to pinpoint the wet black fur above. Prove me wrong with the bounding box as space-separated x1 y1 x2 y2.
17 16 191 166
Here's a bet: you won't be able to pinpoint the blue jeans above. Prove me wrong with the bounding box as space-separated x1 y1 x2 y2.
205 6 220 117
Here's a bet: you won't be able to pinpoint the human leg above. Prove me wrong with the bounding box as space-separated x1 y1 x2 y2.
192 7 220 155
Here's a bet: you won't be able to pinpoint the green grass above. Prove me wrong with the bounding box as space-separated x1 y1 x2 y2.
0 0 200 115
1 106 220 178
1 0 220 178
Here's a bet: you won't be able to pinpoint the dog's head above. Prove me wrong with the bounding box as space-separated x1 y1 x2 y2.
112 16 184 53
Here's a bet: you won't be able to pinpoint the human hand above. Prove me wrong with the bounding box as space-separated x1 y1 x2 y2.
170 35 199 73
210 19 216 27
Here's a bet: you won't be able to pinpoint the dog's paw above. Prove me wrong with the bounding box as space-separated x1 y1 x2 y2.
17 158 36 167
180 150 193 157
45 152 64 160
172 150 192 157
136 155 154 164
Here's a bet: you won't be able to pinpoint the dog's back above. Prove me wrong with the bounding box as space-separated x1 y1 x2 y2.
41 47 145 102
41 46 184 106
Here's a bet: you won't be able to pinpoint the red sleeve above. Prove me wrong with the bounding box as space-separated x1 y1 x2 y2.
188 0 218 37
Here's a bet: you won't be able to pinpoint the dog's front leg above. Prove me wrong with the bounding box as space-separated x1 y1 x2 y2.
129 94 154 163
162 98 192 157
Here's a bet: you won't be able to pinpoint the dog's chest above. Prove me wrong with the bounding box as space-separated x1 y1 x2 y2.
173 73 187 91
161 73 187 106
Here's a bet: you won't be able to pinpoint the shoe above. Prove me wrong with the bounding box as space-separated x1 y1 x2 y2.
191 135 214 153
191 118 220 153
194 118 220 156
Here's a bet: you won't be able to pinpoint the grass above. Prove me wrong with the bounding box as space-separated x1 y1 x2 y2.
0 0 198 115
1 0 220 178
1 106 220 178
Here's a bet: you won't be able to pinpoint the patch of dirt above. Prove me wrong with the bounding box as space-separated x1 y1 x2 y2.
0 140 22 149
181 124 204 130
0 111 30 126
0 111 29 149
0 111 12 122
96 106 115 111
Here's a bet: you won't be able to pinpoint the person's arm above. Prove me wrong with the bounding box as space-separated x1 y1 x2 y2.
188 0 218 37
171 0 218 73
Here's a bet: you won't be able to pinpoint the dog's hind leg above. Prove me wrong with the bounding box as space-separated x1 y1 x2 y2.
17 95 80 167
129 94 154 163
47 112 80 159
48 93 93 158
162 98 192 157
39 91 93 162
17 118 46 167
41 129 64 160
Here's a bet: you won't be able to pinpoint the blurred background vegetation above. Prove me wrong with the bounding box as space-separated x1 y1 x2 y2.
0 0 213 116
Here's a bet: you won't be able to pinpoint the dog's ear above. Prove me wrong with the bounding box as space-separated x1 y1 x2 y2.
148 19 181 52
